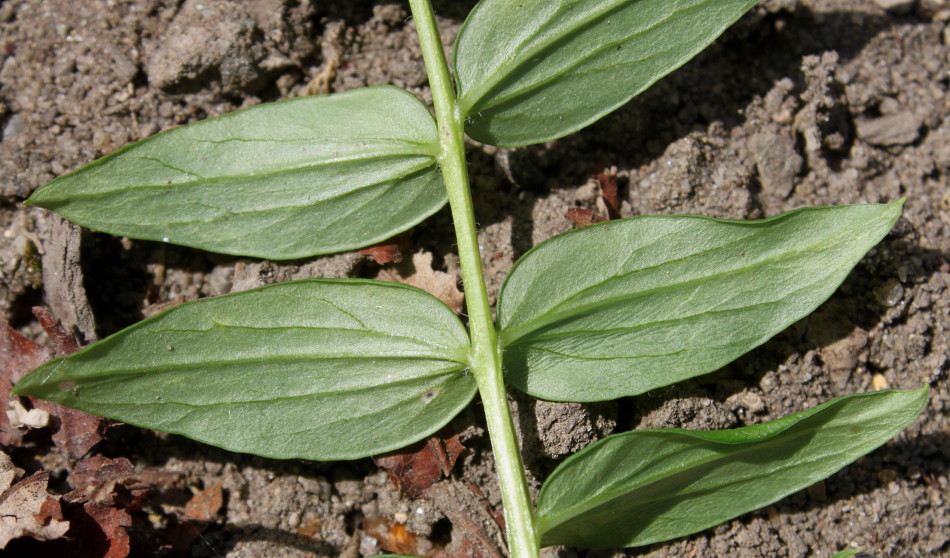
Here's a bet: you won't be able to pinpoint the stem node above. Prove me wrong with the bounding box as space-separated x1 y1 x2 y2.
408 1 539 556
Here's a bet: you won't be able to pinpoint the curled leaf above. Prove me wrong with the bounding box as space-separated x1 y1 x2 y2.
0 454 70 548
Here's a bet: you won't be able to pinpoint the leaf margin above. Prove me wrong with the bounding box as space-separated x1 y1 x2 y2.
26 85 445 260
13 278 477 461
535 386 929 548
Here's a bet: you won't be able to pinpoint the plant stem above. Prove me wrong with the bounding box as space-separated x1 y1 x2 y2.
407 1 539 556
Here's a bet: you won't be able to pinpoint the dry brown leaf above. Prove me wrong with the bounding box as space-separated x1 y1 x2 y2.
68 456 135 503
378 251 464 314
363 517 431 556
375 431 466 498
596 171 621 220
359 243 404 265
564 207 596 228
62 455 185 558
67 455 185 509
34 402 114 461
426 480 506 558
83 502 132 558
2 308 110 458
0 452 70 548
0 316 53 446
0 452 19 489
184 481 223 522
23 307 114 460
33 306 80 356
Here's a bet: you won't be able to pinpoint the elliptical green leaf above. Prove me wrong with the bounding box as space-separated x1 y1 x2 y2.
26 86 444 259
13 280 474 460
498 201 903 402
454 0 758 146
536 387 928 548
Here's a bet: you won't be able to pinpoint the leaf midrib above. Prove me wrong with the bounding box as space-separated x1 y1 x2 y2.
500 225 854 346
89 363 470 407
536 412 840 537
464 2 709 114
41 151 437 202
457 0 710 116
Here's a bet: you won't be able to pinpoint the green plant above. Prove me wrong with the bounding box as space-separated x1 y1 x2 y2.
12 1 927 556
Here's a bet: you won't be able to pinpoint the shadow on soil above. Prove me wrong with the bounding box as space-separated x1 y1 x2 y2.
488 7 898 261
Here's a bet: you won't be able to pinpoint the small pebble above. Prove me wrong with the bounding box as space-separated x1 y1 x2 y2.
877 468 898 483
872 0 915 13
856 111 922 146
872 373 890 391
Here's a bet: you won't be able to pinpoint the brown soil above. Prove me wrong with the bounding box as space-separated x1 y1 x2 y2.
1 1 947 557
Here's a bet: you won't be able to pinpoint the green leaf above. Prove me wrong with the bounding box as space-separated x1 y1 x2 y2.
454 0 758 147
536 387 928 548
26 86 444 259
498 201 903 402
830 550 863 558
13 279 474 460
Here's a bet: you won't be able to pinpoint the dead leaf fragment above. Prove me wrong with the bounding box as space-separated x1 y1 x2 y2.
67 455 185 509
68 456 135 501
0 460 70 548
12 307 114 460
33 306 80 356
565 207 595 228
294 516 322 539
5 397 49 429
83 502 132 558
0 316 53 446
596 172 621 220
425 480 506 558
360 243 404 265
35 402 115 461
363 517 431 556
62 455 185 558
378 251 464 314
184 481 223 522
0 452 20 489
564 206 609 229
375 431 466 498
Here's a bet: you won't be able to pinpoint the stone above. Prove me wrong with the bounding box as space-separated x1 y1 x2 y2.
748 130 803 198
146 0 267 95
872 0 915 13
856 111 922 146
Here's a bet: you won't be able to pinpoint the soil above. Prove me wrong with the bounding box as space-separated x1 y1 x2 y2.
0 0 948 557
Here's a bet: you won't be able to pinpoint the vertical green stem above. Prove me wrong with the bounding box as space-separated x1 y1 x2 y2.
408 2 539 557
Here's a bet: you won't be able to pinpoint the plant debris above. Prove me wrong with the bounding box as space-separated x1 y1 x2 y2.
0 451 70 548
564 207 602 228
363 517 430 556
377 251 465 314
596 171 621 220
2 307 113 460
183 481 223 522
359 243 404 265
0 315 52 446
374 430 466 498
